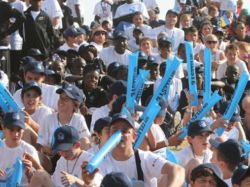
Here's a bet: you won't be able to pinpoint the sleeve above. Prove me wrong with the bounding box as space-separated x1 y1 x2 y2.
141 151 168 178
77 115 91 138
37 116 50 146
93 2 99 15
216 63 225 80
51 0 63 19
51 158 64 187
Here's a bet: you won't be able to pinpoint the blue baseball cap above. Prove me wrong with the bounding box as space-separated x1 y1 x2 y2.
108 80 127 97
21 81 42 96
3 111 25 129
113 31 128 40
111 113 135 129
101 172 132 187
63 26 79 38
24 60 45 74
52 126 80 151
56 82 85 104
188 120 213 136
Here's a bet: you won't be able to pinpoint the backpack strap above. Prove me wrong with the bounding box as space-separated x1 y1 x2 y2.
134 150 144 181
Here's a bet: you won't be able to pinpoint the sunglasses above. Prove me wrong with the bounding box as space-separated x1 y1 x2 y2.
206 40 218 44
94 31 106 36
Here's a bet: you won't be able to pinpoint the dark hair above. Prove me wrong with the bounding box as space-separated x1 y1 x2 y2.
216 149 238 171
191 168 216 182
185 26 198 35
83 63 100 75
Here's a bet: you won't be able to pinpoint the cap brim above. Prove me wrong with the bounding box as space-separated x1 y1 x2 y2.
56 88 75 100
215 175 228 187
22 86 42 95
111 118 135 129
6 122 25 130
53 143 74 152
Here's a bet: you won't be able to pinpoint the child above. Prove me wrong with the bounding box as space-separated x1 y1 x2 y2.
176 120 213 170
190 163 228 187
210 139 242 186
217 43 249 80
0 111 40 186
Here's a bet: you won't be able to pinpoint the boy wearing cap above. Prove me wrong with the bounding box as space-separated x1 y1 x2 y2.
176 120 213 170
51 126 101 187
232 165 250 187
37 82 90 161
210 139 243 187
58 26 80 52
99 31 132 67
88 117 112 154
152 9 184 53
97 113 185 187
13 59 59 110
0 111 40 186
190 163 228 187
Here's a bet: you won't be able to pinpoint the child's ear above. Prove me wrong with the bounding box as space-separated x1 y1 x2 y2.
74 141 81 149
187 136 193 144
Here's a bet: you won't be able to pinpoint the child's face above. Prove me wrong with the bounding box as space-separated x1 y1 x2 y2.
70 61 85 75
22 89 41 112
189 132 211 153
191 175 217 187
99 127 110 145
181 17 191 28
24 71 45 84
225 50 238 63
186 32 198 43
140 40 152 55
83 70 99 91
58 93 76 114
58 146 78 160
133 14 144 26
210 149 221 168
4 126 23 145
201 25 213 36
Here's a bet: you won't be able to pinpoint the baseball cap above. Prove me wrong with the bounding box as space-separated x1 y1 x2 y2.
76 27 86 35
27 48 44 59
218 101 241 122
101 172 143 187
191 163 228 187
188 120 213 136
166 9 179 16
94 117 112 133
232 165 250 185
52 126 80 151
209 139 242 167
56 82 85 104
24 60 45 74
147 56 158 66
111 113 135 129
21 81 42 96
158 36 172 47
3 111 25 129
63 26 79 38
113 31 128 40
133 27 143 34
107 62 120 76
108 80 127 97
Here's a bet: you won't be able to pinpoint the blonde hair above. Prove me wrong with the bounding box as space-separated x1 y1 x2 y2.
236 41 250 53
205 34 218 42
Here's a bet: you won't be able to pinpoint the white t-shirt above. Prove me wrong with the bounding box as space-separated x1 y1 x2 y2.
37 113 90 147
100 150 168 187
114 2 149 19
99 46 132 66
42 0 63 28
216 59 250 80
52 151 102 187
30 105 53 126
93 1 113 23
66 0 84 18
224 178 233 187
9 0 27 50
194 43 205 56
151 124 166 143
155 54 184 79
87 144 99 154
128 38 139 52
89 42 104 54
175 145 212 168
90 104 110 133
13 83 59 111
58 42 79 52
126 24 152 40
0 140 39 186
152 26 185 53
154 77 182 112
0 71 9 88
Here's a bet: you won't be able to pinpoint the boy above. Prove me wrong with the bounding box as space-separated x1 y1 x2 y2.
0 111 40 186
216 44 249 80
190 163 228 187
210 139 242 186
95 113 185 187
51 125 101 187
13 59 59 110
176 120 213 169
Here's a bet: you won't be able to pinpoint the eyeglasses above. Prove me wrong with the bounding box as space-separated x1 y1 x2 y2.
94 31 106 36
206 40 218 44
